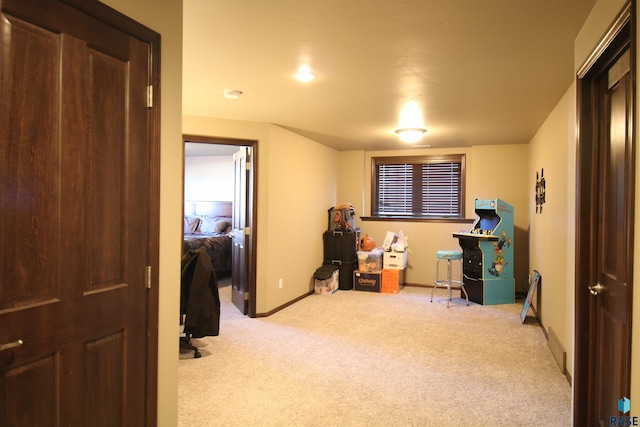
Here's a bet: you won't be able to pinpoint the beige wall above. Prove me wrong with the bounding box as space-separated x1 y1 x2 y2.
183 116 338 313
99 0 183 425
469 144 531 289
263 125 338 310
337 151 367 219
527 85 575 375
336 145 529 292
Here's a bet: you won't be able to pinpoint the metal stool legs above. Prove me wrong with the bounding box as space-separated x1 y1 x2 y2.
431 251 469 308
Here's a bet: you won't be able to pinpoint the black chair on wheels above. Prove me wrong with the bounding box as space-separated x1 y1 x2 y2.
180 320 201 358
180 246 221 358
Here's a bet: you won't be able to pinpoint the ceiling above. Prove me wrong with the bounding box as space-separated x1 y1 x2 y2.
183 0 596 152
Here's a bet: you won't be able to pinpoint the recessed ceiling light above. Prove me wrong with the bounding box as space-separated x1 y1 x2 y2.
294 65 317 82
223 90 243 99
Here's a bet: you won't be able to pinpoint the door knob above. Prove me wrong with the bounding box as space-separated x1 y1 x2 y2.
0 339 23 352
589 283 604 295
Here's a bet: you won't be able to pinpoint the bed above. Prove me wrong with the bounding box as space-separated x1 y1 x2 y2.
183 201 233 277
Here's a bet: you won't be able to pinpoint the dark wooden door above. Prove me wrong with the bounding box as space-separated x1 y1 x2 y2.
232 147 249 314
0 0 156 425
575 6 634 425
591 46 633 424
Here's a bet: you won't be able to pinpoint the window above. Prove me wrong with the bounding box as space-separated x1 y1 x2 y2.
372 154 465 220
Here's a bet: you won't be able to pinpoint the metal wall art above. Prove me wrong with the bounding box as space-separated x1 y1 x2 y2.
535 169 546 213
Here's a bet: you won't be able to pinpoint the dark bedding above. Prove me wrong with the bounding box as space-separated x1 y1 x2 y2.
183 233 232 276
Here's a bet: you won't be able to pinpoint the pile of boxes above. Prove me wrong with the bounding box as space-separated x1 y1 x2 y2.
353 247 408 293
314 214 409 295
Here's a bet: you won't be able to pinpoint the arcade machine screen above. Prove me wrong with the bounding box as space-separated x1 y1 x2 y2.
476 212 500 233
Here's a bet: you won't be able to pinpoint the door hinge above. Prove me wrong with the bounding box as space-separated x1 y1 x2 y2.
245 227 250 235
147 85 153 108
244 291 250 301
145 265 152 289
246 161 251 171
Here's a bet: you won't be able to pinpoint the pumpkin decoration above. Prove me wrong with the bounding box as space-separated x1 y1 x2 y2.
360 234 376 251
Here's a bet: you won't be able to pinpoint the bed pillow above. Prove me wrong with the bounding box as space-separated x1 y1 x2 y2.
200 216 232 234
217 219 232 233
184 216 200 234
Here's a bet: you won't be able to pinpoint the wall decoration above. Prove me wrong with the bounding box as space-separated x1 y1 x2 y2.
535 169 546 213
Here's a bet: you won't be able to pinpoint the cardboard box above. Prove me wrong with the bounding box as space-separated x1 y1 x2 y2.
383 251 408 270
353 271 381 292
381 269 404 294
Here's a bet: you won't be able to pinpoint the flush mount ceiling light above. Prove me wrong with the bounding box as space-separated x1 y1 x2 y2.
223 89 243 99
395 127 427 143
293 65 317 82
396 101 427 143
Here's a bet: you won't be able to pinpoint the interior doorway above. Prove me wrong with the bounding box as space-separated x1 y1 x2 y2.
182 135 257 318
574 3 634 424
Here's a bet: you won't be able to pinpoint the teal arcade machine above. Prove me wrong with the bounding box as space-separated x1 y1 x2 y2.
453 199 515 305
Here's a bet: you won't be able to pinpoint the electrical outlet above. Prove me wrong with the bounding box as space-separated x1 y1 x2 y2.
278 278 283 289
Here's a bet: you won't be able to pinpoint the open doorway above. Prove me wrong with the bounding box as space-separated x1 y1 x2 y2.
182 135 257 317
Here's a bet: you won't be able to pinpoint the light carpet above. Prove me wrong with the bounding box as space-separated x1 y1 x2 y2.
178 281 570 426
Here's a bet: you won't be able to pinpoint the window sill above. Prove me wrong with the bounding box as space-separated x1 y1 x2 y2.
361 216 475 224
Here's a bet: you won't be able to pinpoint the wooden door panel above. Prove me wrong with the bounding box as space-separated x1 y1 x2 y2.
600 77 628 281
0 16 60 310
85 332 125 427
0 354 58 425
88 48 127 289
595 309 627 416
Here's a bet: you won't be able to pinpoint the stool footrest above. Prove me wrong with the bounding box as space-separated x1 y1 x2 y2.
434 280 463 287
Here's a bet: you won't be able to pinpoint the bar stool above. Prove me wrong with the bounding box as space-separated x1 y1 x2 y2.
431 250 469 308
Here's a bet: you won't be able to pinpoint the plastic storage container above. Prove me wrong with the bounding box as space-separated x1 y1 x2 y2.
357 249 383 272
314 265 339 295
